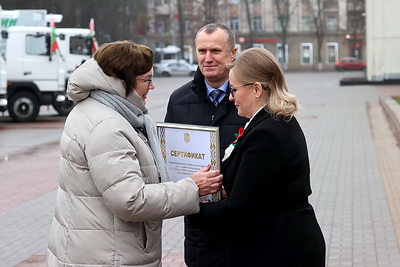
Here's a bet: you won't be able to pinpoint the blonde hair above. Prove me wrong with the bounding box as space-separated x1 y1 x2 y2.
229 47 298 120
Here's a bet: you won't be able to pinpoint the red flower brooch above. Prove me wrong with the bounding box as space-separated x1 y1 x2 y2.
232 127 244 146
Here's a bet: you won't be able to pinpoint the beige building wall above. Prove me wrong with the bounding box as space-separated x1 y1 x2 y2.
366 0 400 81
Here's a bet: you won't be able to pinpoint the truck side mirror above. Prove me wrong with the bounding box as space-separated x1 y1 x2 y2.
1 30 8 39
45 33 51 58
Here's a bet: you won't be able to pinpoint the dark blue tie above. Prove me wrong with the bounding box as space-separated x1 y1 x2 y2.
210 89 224 106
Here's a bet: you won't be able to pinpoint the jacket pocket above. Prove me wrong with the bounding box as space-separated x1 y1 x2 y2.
143 220 162 252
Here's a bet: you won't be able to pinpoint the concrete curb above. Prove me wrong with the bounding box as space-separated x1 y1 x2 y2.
379 96 400 145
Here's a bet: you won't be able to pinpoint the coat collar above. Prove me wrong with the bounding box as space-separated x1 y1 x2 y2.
190 68 234 125
191 67 232 102
222 109 270 168
243 108 271 133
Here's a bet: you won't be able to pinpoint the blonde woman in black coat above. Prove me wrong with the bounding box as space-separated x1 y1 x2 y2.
165 23 248 267
189 47 326 266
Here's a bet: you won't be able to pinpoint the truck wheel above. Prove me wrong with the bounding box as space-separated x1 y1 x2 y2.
8 92 40 122
53 99 75 116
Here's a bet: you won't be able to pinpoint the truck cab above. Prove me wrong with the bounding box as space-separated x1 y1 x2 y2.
57 28 92 76
5 26 92 122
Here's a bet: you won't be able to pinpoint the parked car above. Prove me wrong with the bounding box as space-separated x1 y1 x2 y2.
154 60 197 77
335 57 366 71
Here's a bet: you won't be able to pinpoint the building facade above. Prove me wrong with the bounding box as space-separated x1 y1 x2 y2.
146 0 365 71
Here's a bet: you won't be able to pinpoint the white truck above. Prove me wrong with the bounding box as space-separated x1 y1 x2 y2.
1 9 95 122
0 46 6 113
0 6 13 113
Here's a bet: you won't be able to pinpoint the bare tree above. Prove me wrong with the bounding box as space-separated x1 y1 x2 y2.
204 0 217 24
177 0 185 60
303 0 325 70
1 0 148 44
274 0 299 70
243 0 254 49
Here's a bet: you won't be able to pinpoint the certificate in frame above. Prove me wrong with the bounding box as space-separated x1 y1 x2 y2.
156 122 221 202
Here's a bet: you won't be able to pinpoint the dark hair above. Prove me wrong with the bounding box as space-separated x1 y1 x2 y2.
93 40 153 96
195 23 236 51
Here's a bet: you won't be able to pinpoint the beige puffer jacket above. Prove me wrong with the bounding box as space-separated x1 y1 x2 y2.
47 59 200 266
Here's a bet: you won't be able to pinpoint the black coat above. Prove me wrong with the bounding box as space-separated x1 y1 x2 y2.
164 68 248 267
190 109 326 266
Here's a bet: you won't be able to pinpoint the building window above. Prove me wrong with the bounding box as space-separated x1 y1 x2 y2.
325 15 337 31
252 17 262 32
230 18 239 31
275 19 282 32
301 43 313 65
301 16 312 31
157 21 166 34
253 43 264 48
229 0 240 3
326 42 338 64
160 0 168 5
184 20 191 32
276 43 289 67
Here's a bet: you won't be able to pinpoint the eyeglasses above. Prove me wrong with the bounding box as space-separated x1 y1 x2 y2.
229 83 254 98
136 77 154 88
229 79 273 98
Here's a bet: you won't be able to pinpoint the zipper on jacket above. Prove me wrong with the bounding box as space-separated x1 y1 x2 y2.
114 252 120 267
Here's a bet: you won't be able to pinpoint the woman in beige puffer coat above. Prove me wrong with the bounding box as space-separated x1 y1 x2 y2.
47 41 222 267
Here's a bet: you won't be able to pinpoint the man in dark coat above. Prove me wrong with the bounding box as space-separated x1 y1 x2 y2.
164 23 248 267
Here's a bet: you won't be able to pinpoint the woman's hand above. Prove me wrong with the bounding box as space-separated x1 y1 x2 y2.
191 164 223 196
221 186 228 198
